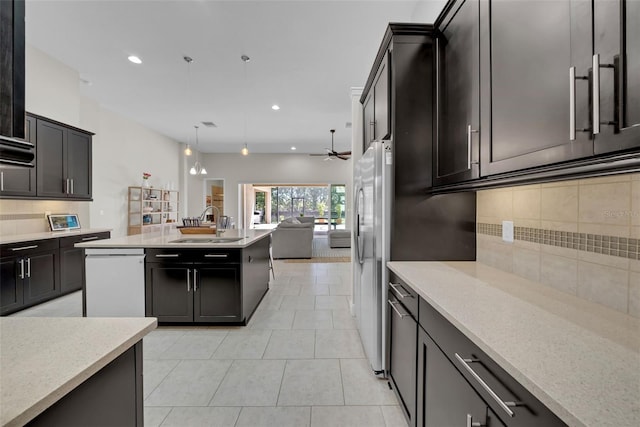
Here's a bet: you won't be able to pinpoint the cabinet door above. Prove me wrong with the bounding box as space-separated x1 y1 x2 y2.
388 296 417 425
145 265 193 322
23 251 60 306
416 327 487 427
363 91 375 152
373 55 390 141
434 0 480 185
36 119 67 198
60 247 84 294
0 257 23 315
480 0 592 176
66 129 92 199
592 0 640 153
194 266 241 322
1 115 36 197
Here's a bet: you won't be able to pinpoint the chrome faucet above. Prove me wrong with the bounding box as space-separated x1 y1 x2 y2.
198 205 223 236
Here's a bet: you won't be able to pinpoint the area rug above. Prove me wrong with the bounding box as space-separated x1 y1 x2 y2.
312 235 351 258
283 257 351 263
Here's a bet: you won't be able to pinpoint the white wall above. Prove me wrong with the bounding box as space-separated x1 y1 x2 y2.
411 0 448 22
186 153 351 228
0 45 182 238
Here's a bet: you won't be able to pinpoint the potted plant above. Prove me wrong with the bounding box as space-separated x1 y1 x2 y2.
335 204 342 224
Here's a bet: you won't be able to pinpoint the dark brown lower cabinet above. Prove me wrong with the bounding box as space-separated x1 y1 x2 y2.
145 242 269 325
0 239 59 315
417 327 490 427
418 297 566 427
27 341 143 426
388 294 417 425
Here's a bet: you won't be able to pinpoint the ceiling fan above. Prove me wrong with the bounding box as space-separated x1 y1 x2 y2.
310 129 351 161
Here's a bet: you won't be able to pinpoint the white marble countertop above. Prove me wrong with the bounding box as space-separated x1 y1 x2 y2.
0 228 112 245
75 228 271 249
0 317 157 427
387 261 640 427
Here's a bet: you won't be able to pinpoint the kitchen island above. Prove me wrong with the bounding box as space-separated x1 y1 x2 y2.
387 261 639 427
0 317 156 427
77 229 272 325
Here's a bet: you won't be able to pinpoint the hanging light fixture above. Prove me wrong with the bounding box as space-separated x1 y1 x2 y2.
184 56 194 156
189 125 207 175
240 54 250 156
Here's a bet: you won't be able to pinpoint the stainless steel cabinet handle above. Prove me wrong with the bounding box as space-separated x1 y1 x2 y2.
593 54 600 135
26 258 31 278
569 66 576 140
193 269 198 292
186 268 191 292
466 414 485 427
389 282 413 299
454 353 520 417
81 236 99 241
467 125 479 169
1 171 4 191
19 259 25 279
387 299 410 318
155 254 179 258
65 178 70 194
11 245 38 251
70 179 74 194
204 254 228 258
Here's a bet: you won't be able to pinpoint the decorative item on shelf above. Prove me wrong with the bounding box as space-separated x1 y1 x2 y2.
142 172 151 188
143 206 153 213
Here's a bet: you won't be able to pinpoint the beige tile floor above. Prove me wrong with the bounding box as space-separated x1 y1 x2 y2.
11 260 408 427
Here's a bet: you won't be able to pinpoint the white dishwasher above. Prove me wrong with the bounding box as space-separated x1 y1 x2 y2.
85 248 146 317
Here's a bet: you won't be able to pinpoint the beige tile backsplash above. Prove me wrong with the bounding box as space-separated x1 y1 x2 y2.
477 172 639 318
0 200 90 236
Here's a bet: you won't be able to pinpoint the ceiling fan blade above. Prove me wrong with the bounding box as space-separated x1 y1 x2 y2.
336 151 352 156
336 155 350 160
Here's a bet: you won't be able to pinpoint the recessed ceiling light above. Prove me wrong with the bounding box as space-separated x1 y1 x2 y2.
272 105 280 111
290 146 296 151
128 55 142 64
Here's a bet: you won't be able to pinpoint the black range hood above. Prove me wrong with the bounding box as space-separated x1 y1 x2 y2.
0 135 34 167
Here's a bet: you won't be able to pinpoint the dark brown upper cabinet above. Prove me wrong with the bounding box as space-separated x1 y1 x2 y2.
432 0 640 190
36 116 92 200
362 53 391 152
433 0 481 186
479 0 593 176
591 0 640 154
0 0 26 140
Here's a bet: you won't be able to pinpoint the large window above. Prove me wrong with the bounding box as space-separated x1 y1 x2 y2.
269 184 346 229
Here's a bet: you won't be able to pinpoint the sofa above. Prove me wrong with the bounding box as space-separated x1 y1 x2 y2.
271 217 314 259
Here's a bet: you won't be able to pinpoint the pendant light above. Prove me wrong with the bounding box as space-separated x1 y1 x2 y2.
189 125 207 175
184 56 194 156
240 54 250 156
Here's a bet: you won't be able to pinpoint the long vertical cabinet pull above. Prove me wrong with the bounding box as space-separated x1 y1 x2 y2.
26 258 31 278
1 171 4 191
19 259 25 279
186 268 191 292
569 67 576 140
70 179 74 195
593 54 601 135
193 270 198 292
467 125 479 169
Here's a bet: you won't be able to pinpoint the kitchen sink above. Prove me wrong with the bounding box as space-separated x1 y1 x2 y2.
169 237 245 244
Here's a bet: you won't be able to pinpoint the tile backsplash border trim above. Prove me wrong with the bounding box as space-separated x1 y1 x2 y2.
477 222 639 260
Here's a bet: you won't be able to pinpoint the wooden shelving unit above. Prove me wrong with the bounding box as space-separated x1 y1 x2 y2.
127 186 179 235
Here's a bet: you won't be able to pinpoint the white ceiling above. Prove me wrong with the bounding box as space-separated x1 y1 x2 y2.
25 0 445 154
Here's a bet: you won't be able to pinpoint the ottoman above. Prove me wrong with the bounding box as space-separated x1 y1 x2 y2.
328 229 351 248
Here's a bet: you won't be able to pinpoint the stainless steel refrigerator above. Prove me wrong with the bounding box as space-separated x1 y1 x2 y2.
353 139 476 376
